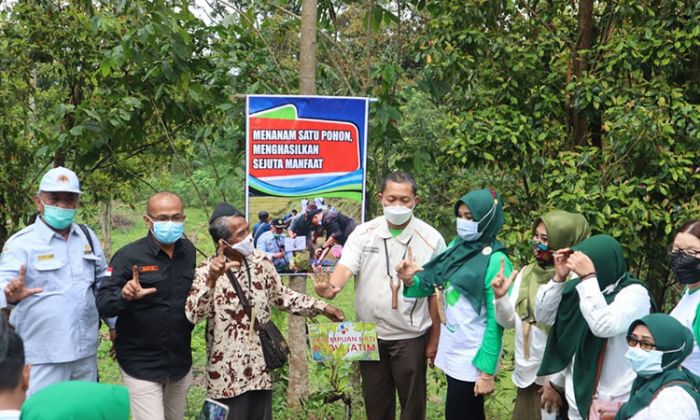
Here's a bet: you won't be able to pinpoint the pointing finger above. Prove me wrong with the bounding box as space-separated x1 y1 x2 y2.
407 246 414 262
217 240 225 258
224 261 239 271
17 264 26 283
498 258 505 276
132 265 141 286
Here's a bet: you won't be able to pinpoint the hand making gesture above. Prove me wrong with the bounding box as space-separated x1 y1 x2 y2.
121 265 158 301
490 259 519 299
394 246 423 286
4 265 43 304
206 240 240 288
311 265 340 299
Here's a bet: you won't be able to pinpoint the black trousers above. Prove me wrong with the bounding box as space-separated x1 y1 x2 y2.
445 375 484 420
217 390 272 420
359 333 427 420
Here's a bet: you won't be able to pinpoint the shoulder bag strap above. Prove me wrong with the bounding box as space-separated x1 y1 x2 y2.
225 259 257 325
652 380 693 402
79 224 95 254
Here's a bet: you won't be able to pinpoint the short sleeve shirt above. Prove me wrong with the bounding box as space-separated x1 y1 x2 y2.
0 218 108 364
338 215 446 340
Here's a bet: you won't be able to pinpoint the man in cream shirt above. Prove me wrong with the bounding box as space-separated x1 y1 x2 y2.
314 171 445 420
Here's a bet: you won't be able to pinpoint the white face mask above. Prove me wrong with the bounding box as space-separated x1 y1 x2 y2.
231 233 254 257
383 206 413 225
456 218 482 242
455 200 498 242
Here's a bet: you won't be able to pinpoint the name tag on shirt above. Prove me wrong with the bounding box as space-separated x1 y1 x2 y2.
362 246 380 254
84 245 93 255
139 265 159 272
37 253 55 261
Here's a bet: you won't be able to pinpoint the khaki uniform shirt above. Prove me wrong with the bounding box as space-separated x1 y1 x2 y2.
338 216 445 340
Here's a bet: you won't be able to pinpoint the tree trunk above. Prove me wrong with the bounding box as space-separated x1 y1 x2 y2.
287 0 317 409
571 0 593 146
99 197 113 260
299 0 317 95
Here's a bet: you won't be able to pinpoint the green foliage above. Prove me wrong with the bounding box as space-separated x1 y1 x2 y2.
6 1 700 418
407 0 700 309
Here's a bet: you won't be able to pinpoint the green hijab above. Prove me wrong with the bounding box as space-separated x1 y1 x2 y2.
516 210 590 328
418 189 505 312
616 314 700 419
21 381 130 420
537 234 650 417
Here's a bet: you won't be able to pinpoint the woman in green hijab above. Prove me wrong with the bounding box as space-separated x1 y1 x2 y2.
535 235 653 420
616 313 700 419
491 210 590 420
397 188 514 420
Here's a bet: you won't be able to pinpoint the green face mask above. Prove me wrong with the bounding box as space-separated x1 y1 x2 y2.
42 202 76 230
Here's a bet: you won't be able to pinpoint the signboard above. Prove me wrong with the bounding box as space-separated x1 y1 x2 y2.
246 95 368 223
307 322 380 362
284 236 307 252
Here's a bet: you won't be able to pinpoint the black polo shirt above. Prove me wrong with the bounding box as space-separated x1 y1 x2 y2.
96 234 196 382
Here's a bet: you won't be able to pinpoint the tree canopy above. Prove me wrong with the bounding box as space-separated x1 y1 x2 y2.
1 0 698 309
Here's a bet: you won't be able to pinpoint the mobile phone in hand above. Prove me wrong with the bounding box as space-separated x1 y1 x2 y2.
198 399 229 420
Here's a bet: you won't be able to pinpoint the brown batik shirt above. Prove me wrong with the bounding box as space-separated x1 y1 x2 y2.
185 250 327 399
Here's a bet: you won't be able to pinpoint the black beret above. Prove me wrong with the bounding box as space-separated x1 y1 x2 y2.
209 202 243 224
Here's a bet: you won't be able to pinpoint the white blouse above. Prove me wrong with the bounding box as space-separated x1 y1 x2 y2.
670 288 700 375
494 270 549 388
535 277 651 419
629 386 699 420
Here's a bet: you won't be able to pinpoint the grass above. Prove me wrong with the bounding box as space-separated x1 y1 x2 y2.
97 203 516 419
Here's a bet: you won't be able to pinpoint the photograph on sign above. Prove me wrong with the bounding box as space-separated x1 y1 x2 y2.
246 95 368 275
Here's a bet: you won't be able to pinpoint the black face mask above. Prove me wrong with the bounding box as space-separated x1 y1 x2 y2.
670 252 700 284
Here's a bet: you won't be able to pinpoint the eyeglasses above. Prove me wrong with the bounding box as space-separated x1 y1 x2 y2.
626 335 656 351
147 214 186 223
669 249 700 258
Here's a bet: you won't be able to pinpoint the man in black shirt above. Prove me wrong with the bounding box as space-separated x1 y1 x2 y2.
288 204 323 243
96 192 195 420
319 209 357 248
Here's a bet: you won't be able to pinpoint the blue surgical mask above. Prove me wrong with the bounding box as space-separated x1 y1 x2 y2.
625 346 663 377
625 343 685 377
456 218 481 242
41 202 76 230
455 201 498 242
150 220 184 245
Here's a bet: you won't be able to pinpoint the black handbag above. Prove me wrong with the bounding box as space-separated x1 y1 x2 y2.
225 261 289 370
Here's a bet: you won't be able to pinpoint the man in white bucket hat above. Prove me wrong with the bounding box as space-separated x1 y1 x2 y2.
0 166 108 394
